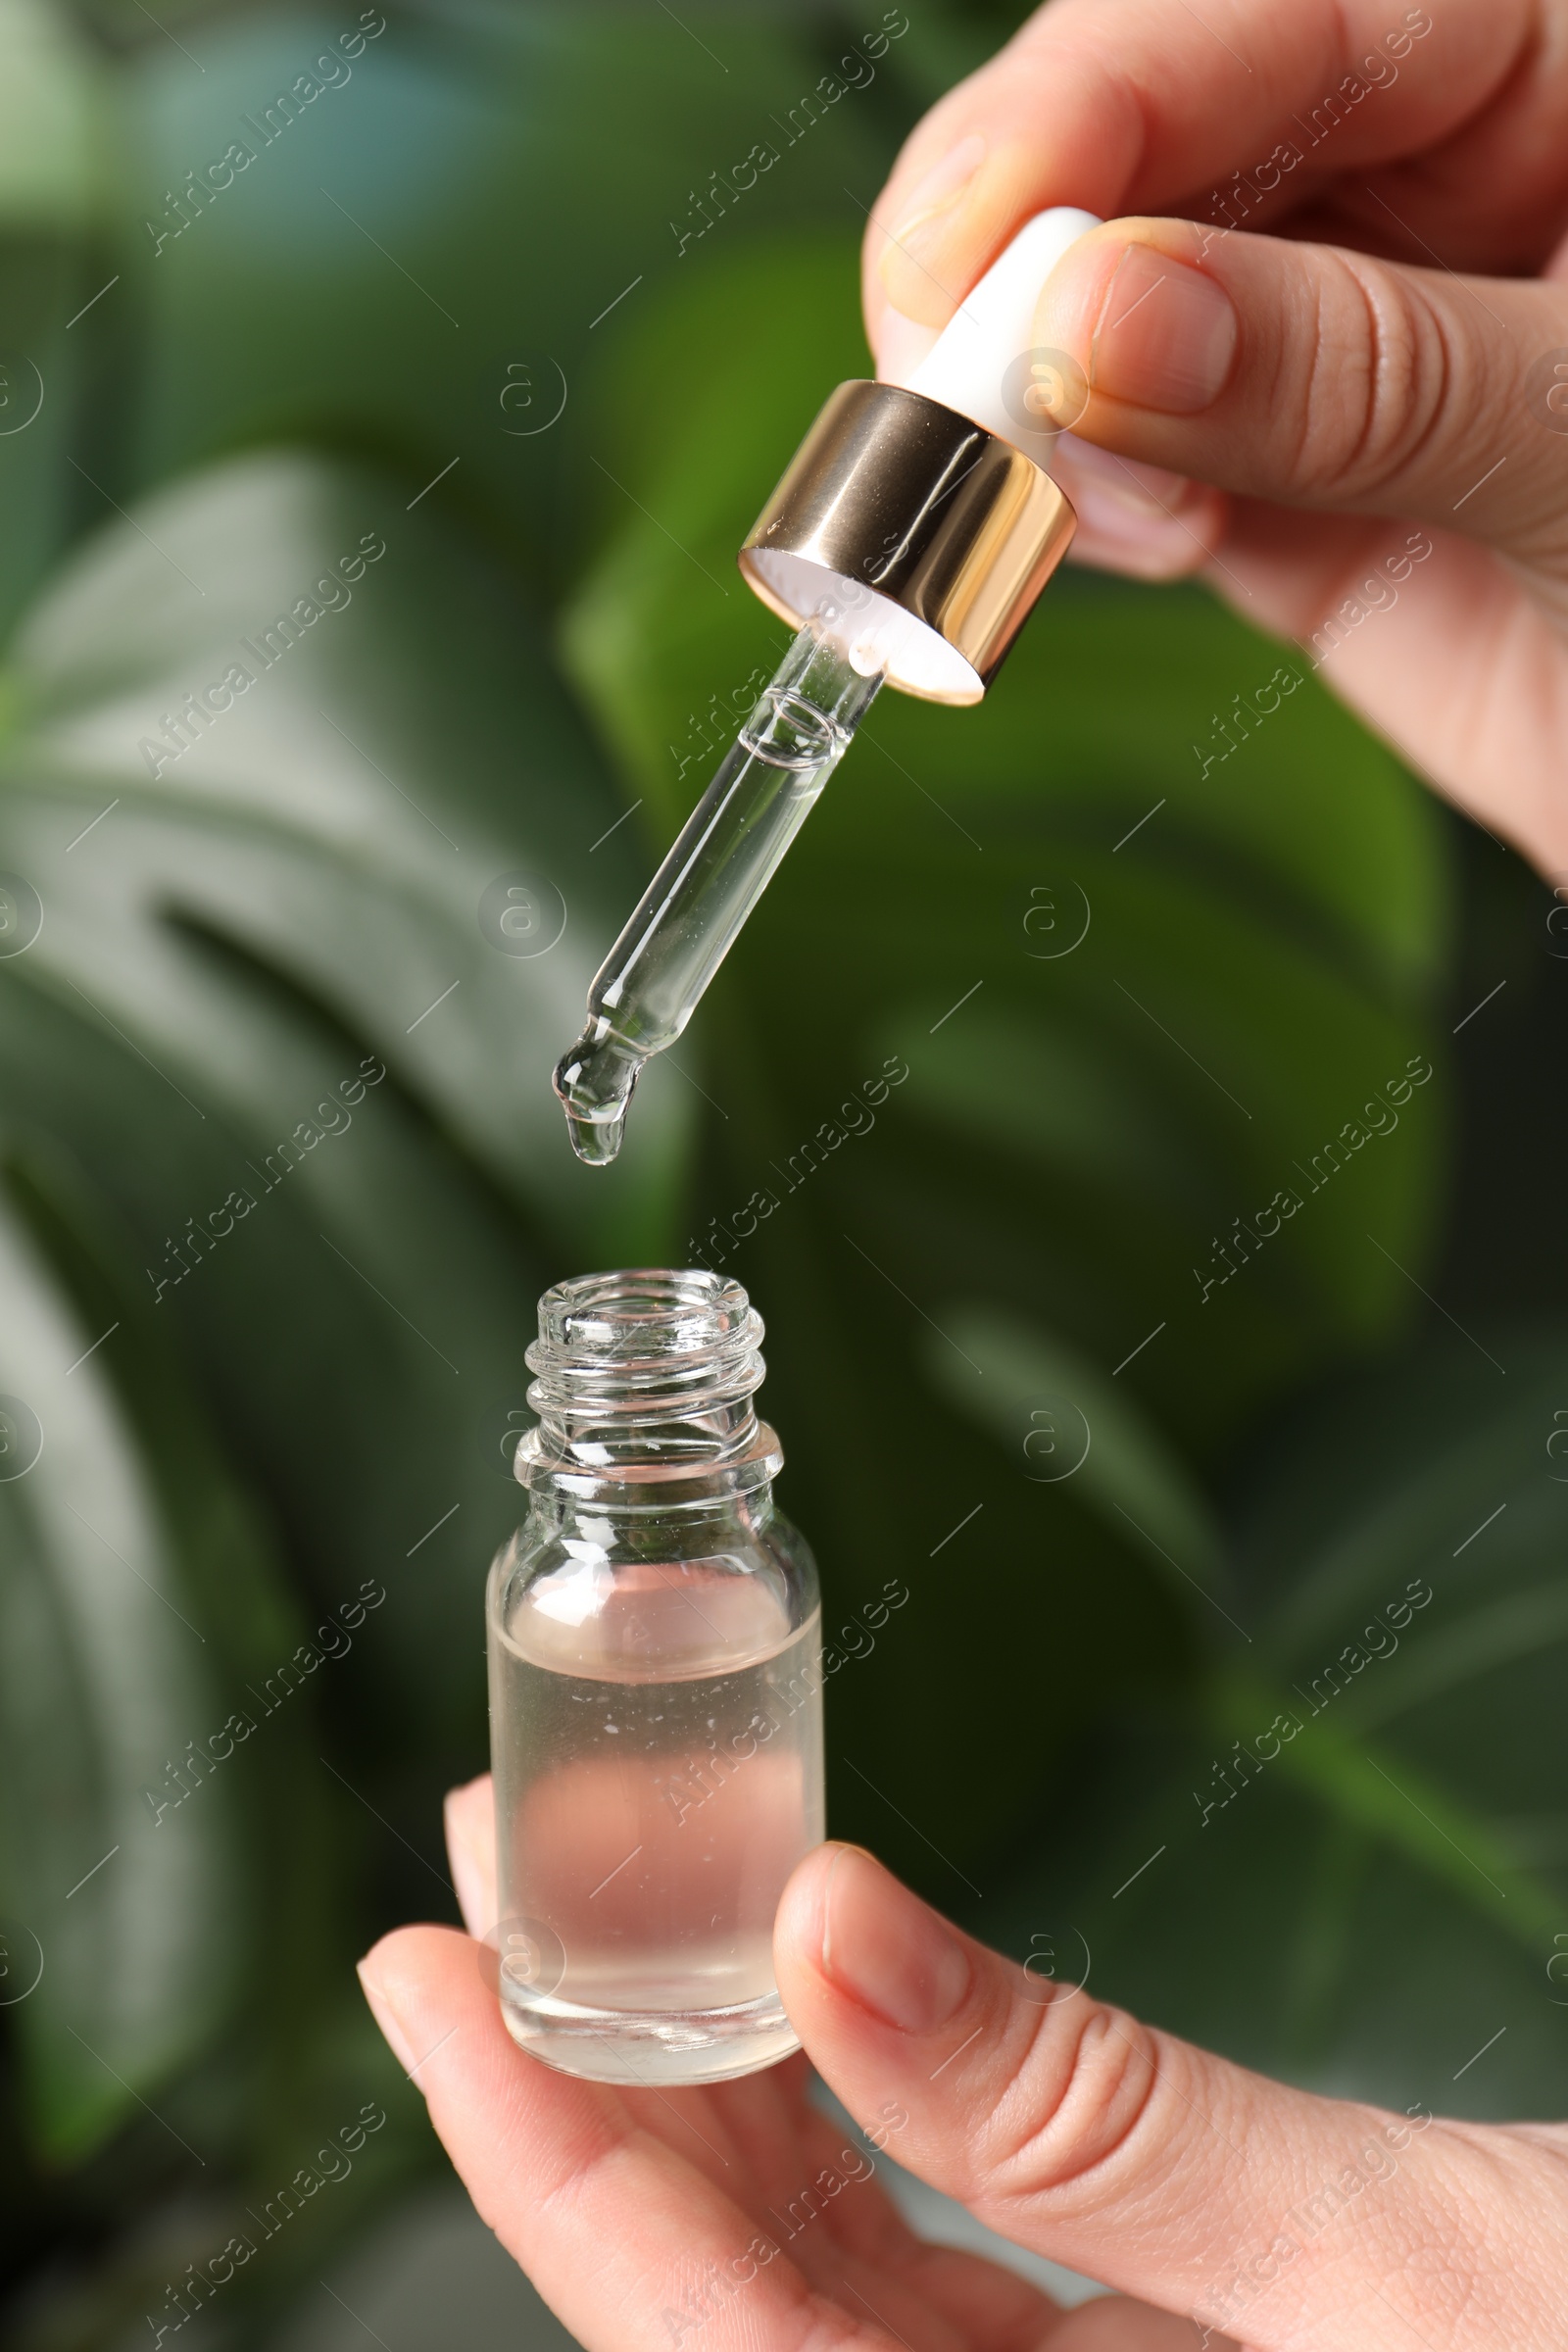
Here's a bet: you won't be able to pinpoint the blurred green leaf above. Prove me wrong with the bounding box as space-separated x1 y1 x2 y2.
984 1333 1568 2119
100 4 906 597
0 1142 290 2160
561 228 1451 1452
1 443 686 1242
926 1305 1224 1595
556 222 1452 1881
0 443 694 2176
0 0 104 637
0 453 689 1763
0 0 96 231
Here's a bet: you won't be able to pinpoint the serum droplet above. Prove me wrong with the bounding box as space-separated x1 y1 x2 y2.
553 1024 646 1166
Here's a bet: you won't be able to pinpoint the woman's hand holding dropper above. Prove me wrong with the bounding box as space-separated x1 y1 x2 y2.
862 0 1568 870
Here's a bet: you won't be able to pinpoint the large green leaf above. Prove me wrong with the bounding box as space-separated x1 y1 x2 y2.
926 1307 1226 1602
96 4 907 598
557 226 1453 1882
2 444 684 1232
0 449 692 1757
0 444 703 2193
0 1137 307 2161
982 1333 1568 2120
560 233 1450 1456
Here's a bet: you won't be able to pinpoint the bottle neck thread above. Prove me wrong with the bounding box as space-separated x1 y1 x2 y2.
516 1269 781 1503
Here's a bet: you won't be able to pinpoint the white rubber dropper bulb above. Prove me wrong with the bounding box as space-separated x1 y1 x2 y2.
888 205 1102 472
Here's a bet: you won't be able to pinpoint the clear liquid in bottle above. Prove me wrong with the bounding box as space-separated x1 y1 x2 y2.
490 1567 822 2082
485 1268 825 2086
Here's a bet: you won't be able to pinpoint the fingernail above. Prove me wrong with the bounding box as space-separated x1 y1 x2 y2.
357 1956 418 2074
873 304 941 387
1054 439 1203 536
1063 481 1193 560
878 132 986 325
1088 242 1237 414
819 1844 970 2033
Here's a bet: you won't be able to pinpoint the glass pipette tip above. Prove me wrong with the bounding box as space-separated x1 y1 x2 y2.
555 602 885 1165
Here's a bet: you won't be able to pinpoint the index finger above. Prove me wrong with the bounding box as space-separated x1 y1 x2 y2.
863 0 1535 345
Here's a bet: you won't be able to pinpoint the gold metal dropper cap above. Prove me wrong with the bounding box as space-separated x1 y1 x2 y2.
738 378 1076 707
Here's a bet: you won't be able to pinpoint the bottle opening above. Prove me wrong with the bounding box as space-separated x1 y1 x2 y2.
518 1269 776 1489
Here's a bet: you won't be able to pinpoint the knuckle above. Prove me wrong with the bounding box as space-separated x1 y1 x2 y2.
1289 252 1456 501
962 1994 1167 2214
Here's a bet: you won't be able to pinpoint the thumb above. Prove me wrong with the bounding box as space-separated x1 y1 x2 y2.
1025 215 1568 555
774 1843 1562 2349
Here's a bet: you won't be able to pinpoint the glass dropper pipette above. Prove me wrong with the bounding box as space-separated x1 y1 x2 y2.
553 206 1103 1164
554 600 885 1165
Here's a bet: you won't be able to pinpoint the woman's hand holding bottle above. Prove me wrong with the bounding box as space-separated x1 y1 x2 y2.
359 1778 1568 2351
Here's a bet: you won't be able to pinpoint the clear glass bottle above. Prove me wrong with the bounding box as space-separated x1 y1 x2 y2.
486 1268 824 2085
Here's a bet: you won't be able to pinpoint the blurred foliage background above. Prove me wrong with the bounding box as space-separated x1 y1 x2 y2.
1 0 1566 2343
